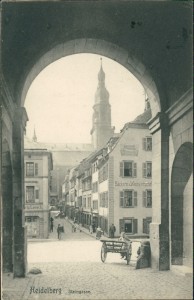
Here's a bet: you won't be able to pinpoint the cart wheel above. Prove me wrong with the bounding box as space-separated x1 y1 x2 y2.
126 252 131 265
101 243 107 263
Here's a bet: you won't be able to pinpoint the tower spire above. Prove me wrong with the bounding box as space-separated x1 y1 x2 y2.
33 126 37 142
91 58 114 149
98 57 105 84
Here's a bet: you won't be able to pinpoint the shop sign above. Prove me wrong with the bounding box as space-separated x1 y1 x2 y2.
120 144 138 156
25 204 43 210
115 181 152 187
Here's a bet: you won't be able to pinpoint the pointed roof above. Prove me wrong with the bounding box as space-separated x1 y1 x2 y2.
98 58 105 82
95 58 109 103
32 127 37 142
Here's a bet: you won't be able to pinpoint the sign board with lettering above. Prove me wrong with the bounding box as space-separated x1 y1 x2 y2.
120 144 138 156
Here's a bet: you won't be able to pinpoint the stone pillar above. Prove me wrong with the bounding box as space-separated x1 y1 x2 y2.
148 112 170 270
12 107 28 277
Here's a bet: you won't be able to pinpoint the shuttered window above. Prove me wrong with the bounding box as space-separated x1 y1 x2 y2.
143 137 152 151
26 162 34 176
142 162 152 178
26 186 35 203
120 190 137 207
120 161 137 178
143 217 152 234
142 190 152 208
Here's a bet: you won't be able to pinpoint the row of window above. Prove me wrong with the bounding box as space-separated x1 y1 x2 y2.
91 138 152 177
120 161 152 178
120 190 152 208
78 189 152 209
82 195 92 209
119 217 152 234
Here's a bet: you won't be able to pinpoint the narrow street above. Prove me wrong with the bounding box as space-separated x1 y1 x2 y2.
3 219 192 300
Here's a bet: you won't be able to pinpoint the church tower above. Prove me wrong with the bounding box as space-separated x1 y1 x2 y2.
90 58 114 149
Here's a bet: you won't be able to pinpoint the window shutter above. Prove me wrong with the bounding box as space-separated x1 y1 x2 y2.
133 191 137 206
143 138 146 150
143 191 147 207
120 191 124 207
119 219 125 234
133 162 137 177
143 218 147 234
120 162 123 177
35 189 39 199
143 163 147 178
35 163 38 176
133 219 138 234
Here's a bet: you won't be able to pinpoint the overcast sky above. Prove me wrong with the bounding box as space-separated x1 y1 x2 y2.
24 54 145 144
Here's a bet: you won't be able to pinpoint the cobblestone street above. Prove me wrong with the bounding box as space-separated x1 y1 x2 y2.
2 219 193 300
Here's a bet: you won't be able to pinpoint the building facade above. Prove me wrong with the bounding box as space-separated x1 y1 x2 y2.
98 109 152 237
24 149 53 239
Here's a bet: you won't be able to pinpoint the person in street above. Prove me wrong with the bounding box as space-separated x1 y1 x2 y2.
57 224 64 240
92 222 96 233
96 226 103 239
50 217 54 232
109 223 116 238
50 221 54 232
89 224 93 234
119 232 132 260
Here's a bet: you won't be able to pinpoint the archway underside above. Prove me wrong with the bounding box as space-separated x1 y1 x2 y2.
21 39 161 117
171 142 193 267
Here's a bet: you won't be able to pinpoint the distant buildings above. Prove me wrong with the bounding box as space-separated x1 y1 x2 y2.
24 137 93 207
24 148 53 238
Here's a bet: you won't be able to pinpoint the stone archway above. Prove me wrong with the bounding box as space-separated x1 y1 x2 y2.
20 39 161 116
2 139 13 272
171 142 193 267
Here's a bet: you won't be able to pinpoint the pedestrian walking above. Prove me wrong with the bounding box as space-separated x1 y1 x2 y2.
89 224 93 234
96 226 103 239
119 232 132 259
109 223 116 238
92 222 96 233
50 222 54 232
50 217 54 232
57 224 64 240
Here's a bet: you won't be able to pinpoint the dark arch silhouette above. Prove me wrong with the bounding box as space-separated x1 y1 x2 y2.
2 139 13 272
171 142 193 265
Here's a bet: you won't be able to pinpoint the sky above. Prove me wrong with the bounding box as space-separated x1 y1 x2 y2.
24 53 145 144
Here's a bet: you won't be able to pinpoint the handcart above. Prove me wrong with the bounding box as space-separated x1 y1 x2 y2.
100 238 132 265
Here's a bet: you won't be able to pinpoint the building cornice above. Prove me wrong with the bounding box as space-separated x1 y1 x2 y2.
166 88 193 126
